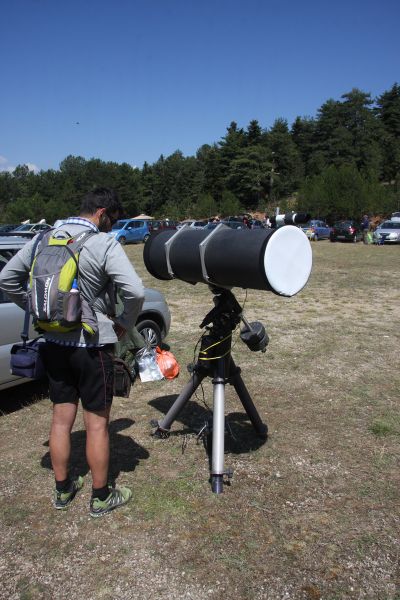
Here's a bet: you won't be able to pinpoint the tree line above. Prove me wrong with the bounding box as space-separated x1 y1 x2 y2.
1 84 399 225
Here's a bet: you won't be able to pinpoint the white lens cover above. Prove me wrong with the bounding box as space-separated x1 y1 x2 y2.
263 226 312 296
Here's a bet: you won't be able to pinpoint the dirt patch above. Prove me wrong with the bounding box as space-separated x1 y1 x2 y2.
0 241 399 599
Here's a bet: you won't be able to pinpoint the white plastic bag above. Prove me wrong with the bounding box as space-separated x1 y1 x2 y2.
136 348 164 382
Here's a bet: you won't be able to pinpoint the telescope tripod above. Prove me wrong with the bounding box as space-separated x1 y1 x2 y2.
152 289 268 493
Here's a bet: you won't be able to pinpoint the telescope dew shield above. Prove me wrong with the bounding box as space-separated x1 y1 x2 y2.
143 225 312 296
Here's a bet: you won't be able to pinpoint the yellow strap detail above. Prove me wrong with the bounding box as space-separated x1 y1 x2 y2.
37 321 80 333
48 238 70 246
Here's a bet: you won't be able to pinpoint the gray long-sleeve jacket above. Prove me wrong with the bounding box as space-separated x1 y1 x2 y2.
0 220 145 346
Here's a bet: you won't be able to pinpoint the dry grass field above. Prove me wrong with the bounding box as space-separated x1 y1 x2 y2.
0 239 399 600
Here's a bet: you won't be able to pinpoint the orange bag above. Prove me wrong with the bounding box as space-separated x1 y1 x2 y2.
155 346 180 379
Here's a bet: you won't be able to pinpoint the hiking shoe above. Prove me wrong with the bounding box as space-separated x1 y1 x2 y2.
53 476 84 510
90 486 132 518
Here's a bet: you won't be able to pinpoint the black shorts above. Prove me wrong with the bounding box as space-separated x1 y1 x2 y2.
42 343 114 412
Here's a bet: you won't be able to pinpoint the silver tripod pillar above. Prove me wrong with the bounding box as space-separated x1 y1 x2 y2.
211 367 227 493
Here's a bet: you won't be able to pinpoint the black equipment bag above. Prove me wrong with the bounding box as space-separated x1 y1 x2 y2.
113 357 135 397
10 338 46 380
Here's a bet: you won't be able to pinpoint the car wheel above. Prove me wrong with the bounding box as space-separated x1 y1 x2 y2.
119 236 126 245
143 234 150 243
136 319 162 348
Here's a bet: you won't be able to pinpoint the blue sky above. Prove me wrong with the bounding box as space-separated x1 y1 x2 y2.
1 0 399 173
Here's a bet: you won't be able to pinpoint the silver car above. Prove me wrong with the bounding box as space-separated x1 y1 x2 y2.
0 236 171 391
373 221 400 244
8 222 52 238
177 220 208 230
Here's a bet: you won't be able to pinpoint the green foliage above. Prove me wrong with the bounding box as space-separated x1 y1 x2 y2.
193 193 218 219
219 190 241 217
268 118 304 199
225 146 270 207
298 165 396 220
5 193 44 222
375 83 400 182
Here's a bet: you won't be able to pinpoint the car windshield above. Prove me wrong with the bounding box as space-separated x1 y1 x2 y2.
379 222 399 229
112 221 126 230
13 224 32 231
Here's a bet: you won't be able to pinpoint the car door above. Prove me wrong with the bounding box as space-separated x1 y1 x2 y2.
315 221 328 238
321 222 330 238
131 221 145 242
123 221 137 243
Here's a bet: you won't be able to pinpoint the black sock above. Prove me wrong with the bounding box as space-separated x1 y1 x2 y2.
56 477 72 492
92 485 110 501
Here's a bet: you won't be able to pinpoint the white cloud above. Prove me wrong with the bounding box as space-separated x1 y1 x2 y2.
0 155 39 173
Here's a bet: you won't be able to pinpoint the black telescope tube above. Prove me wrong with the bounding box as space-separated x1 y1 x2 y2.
143 227 276 291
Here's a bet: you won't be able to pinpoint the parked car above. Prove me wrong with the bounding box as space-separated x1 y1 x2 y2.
373 220 400 244
136 287 171 348
177 220 208 229
330 221 363 242
224 220 244 230
204 222 219 231
7 222 51 238
204 220 244 231
108 219 152 245
0 224 19 233
149 220 178 232
0 236 171 391
301 219 331 241
225 216 245 224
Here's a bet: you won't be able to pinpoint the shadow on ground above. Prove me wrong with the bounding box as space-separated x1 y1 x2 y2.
40 417 149 484
0 380 49 416
149 394 268 454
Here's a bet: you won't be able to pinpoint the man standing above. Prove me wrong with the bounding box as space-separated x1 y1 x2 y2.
361 214 370 243
0 188 144 517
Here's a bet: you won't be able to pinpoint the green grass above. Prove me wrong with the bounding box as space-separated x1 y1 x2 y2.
369 413 400 437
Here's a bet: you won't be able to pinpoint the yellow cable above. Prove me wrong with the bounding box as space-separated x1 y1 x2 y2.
198 333 233 361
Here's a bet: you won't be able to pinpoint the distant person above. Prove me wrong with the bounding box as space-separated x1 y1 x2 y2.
361 214 370 243
0 187 145 518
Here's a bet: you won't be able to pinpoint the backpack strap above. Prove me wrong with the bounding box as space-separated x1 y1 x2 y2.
73 231 113 308
21 229 55 342
74 230 98 285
